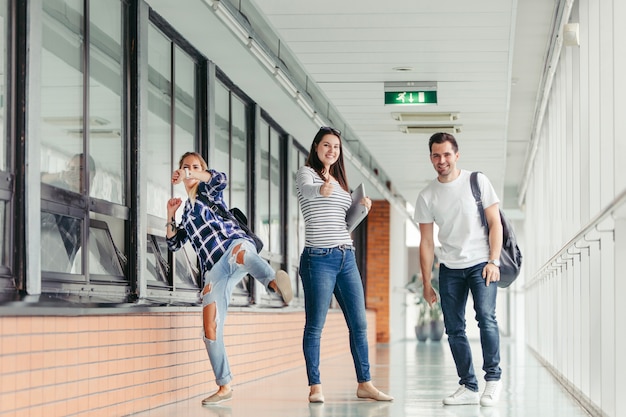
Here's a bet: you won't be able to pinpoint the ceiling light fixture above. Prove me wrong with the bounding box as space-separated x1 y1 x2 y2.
274 68 299 98
391 112 459 122
247 38 276 74
400 125 461 135
296 92 315 118
312 112 325 127
210 0 249 44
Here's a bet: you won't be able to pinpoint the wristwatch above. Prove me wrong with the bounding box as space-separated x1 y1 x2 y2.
488 259 501 267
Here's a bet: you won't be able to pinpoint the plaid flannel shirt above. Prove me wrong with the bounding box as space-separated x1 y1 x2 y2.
166 169 251 275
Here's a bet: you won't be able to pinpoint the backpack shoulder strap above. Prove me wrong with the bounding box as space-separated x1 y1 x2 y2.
470 171 488 228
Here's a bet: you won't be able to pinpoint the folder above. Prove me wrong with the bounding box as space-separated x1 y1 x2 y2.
346 183 368 233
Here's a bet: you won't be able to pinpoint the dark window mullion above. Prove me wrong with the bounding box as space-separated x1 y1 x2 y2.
168 40 176 290
83 0 91 283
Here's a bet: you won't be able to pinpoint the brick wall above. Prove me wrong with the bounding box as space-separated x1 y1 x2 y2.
0 309 376 417
365 200 391 343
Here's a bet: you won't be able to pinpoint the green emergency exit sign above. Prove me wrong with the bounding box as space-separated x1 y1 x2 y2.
384 90 438 105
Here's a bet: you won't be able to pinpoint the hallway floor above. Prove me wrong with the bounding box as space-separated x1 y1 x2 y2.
128 337 590 417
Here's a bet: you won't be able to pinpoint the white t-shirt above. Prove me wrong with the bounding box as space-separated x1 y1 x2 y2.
296 166 353 248
414 170 499 269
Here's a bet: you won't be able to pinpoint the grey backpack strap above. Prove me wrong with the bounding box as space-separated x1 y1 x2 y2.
470 171 488 228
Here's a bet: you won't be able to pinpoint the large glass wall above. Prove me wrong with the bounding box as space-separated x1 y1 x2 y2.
39 0 128 288
258 120 282 255
213 79 253 305
0 0 302 307
144 20 200 293
290 145 308 302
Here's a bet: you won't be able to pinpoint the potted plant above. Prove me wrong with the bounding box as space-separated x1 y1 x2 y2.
405 260 444 342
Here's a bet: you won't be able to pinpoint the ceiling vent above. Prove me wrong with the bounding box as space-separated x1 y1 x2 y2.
400 125 461 135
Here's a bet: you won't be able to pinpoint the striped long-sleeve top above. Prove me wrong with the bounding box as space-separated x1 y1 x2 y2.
296 166 354 248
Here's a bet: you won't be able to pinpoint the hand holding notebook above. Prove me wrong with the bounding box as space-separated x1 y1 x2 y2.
346 183 369 233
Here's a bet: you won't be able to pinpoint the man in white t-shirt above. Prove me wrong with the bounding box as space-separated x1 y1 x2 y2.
414 133 503 407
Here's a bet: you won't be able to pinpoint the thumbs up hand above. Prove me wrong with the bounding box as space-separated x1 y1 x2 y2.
319 177 334 197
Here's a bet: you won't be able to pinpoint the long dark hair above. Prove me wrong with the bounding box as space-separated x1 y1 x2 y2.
305 127 349 192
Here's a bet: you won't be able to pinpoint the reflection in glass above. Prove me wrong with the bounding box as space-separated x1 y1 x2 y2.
146 24 172 217
41 153 96 193
213 82 230 184
269 130 281 253
155 237 198 288
89 1 124 203
146 235 169 286
88 219 125 277
0 203 6 268
40 0 84 192
230 95 247 210
258 122 270 245
41 212 82 274
146 235 199 288
173 47 196 163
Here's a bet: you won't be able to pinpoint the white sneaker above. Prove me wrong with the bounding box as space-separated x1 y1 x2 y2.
480 380 502 407
443 385 480 405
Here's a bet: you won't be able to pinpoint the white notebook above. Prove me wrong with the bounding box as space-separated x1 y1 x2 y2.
346 183 369 233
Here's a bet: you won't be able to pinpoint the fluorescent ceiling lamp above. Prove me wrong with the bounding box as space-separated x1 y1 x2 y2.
391 112 459 122
211 1 249 44
400 125 461 135
296 92 315 118
274 68 298 98
312 112 325 127
247 38 276 74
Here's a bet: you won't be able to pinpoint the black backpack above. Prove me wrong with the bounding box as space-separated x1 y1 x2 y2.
470 172 523 288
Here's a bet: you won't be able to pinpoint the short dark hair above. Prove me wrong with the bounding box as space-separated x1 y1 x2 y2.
428 132 459 153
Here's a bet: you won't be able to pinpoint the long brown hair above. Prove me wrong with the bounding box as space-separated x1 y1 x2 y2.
305 127 349 192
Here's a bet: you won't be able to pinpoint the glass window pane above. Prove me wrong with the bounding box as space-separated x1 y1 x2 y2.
89 1 124 204
40 0 85 192
269 129 281 253
0 203 7 269
146 235 169 286
88 219 125 277
258 122 270 245
173 47 196 160
213 82 230 188
146 25 172 217
230 95 247 210
41 212 83 274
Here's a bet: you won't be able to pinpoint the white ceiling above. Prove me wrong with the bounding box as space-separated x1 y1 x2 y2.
148 0 558 217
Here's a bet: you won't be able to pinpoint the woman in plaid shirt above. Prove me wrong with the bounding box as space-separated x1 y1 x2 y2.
166 151 293 406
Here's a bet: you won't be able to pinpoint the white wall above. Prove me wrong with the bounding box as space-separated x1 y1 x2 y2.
388 204 409 343
524 1 626 415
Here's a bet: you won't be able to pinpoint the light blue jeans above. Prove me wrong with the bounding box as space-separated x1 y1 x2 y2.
202 238 275 386
299 245 371 386
439 262 502 392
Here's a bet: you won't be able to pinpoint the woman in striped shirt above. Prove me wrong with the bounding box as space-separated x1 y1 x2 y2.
296 127 393 403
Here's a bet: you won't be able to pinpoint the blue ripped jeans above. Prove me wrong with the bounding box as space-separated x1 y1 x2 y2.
439 262 502 391
202 238 275 386
299 245 371 386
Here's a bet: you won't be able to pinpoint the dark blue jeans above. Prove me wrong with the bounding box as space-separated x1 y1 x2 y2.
299 245 371 386
439 262 502 391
